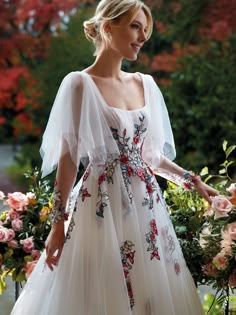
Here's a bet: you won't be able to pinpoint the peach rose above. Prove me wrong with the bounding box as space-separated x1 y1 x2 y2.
229 273 236 287
203 263 218 277
24 260 38 279
31 250 41 261
5 192 29 212
7 239 18 248
212 252 229 270
11 218 23 231
211 195 233 219
20 237 34 253
220 230 233 254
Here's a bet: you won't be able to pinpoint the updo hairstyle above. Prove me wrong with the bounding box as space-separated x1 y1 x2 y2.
83 0 153 55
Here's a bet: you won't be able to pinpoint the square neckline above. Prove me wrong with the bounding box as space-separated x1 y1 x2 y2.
81 71 147 112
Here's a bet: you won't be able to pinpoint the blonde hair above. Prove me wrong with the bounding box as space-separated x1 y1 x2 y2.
83 0 153 56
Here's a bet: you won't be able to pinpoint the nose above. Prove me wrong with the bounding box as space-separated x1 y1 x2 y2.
138 29 147 43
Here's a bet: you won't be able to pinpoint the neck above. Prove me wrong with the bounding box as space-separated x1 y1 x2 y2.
88 49 124 79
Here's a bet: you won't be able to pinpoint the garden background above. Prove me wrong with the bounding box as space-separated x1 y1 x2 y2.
0 0 236 314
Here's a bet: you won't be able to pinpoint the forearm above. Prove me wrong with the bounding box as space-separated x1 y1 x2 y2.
156 155 201 189
51 151 77 224
158 155 186 178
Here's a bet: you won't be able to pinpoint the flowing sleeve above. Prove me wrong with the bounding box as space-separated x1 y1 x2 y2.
40 72 83 178
142 74 176 169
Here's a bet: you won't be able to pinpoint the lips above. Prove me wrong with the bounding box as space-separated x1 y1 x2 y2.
131 44 142 52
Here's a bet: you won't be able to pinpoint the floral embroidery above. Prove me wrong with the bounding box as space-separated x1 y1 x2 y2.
51 187 67 223
79 165 92 202
145 219 160 260
120 241 136 309
161 225 181 275
110 114 157 208
66 216 76 240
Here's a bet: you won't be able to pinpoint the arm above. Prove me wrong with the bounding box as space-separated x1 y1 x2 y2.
157 155 218 204
45 151 77 271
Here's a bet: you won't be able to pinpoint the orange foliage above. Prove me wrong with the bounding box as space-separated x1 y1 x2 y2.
151 43 199 73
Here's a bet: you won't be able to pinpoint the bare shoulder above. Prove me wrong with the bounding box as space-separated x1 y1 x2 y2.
63 71 84 91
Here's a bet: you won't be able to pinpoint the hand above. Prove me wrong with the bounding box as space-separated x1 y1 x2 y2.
194 181 219 204
45 221 65 271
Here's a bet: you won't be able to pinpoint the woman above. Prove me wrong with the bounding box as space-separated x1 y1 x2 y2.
11 0 218 314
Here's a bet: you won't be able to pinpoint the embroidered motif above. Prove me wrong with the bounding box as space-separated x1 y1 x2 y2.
51 187 67 223
79 165 92 202
161 225 181 275
145 219 160 260
120 241 136 309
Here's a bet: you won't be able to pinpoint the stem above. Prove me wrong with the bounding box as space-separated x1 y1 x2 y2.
224 286 229 315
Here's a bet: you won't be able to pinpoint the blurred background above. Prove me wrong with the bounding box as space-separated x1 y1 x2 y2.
0 0 236 314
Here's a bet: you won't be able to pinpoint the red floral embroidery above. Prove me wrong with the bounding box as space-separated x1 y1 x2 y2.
120 241 136 309
146 219 160 261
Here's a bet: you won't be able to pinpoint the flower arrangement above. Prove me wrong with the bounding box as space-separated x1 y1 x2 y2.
0 169 52 294
165 141 236 310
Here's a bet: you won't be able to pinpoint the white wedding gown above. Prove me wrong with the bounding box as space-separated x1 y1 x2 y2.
10 71 204 315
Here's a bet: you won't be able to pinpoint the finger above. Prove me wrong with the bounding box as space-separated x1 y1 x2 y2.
54 247 63 264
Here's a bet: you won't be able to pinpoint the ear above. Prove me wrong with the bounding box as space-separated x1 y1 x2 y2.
103 21 111 34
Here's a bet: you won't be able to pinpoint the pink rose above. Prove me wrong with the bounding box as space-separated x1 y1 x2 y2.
225 222 236 241
9 209 20 220
5 192 28 212
7 239 18 248
211 195 233 219
229 273 236 287
212 252 229 270
24 260 38 279
0 227 9 242
20 237 34 253
7 229 15 241
227 183 236 197
220 230 233 254
11 218 23 231
0 191 5 200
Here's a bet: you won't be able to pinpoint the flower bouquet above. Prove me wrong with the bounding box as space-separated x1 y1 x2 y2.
165 141 236 311
0 169 52 294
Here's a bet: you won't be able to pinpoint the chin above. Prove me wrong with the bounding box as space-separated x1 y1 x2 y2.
125 54 138 61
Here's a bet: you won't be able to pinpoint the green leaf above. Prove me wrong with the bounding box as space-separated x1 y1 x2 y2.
200 167 209 176
223 140 228 152
219 169 227 175
226 145 236 158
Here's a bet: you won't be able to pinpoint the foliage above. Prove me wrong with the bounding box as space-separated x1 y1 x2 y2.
165 141 236 308
0 169 52 294
163 39 236 173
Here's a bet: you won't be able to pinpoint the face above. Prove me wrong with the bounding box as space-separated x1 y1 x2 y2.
106 9 148 60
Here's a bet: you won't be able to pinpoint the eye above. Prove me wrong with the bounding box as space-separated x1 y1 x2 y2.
131 23 140 30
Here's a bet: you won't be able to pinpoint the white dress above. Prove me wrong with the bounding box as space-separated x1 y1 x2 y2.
10 71 204 315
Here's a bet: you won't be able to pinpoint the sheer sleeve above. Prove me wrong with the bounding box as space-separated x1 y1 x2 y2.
141 74 176 170
40 72 83 178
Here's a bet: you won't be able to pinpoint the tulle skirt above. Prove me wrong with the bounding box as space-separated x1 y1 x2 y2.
11 173 204 315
